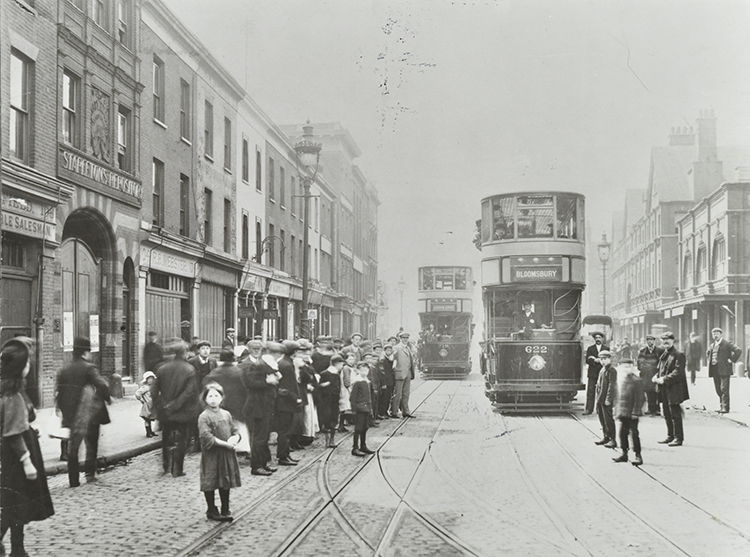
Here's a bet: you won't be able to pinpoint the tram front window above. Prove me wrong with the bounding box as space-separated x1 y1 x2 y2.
487 290 553 339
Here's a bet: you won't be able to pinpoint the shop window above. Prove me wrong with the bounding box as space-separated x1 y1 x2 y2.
10 50 32 164
1 234 26 268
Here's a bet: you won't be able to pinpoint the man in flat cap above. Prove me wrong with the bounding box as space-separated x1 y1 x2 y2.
593 350 617 448
221 327 236 351
342 332 364 364
637 334 663 415
584 332 609 415
55 336 111 487
389 331 416 418
706 327 741 413
188 340 216 384
653 332 689 446
273 341 301 465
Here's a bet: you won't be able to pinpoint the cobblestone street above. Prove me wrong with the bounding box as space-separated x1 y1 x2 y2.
18 376 750 556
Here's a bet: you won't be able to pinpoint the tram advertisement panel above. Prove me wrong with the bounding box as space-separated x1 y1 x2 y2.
510 256 563 282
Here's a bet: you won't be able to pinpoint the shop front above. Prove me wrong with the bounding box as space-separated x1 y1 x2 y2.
198 261 237 347
140 245 196 350
1 164 71 406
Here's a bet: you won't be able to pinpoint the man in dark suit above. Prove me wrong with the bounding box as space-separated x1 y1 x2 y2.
654 332 689 446
584 332 608 415
241 340 278 476
515 301 538 339
637 334 663 415
56 336 111 487
143 331 163 372
272 341 301 466
706 327 741 413
151 338 201 476
389 332 417 418
593 350 617 447
221 327 236 351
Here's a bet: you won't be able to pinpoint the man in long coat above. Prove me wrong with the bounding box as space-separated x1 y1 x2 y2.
636 334 663 415
654 332 689 446
583 332 608 414
273 341 301 465
389 332 416 418
55 336 111 487
241 340 278 476
593 350 617 448
706 327 741 413
151 339 200 476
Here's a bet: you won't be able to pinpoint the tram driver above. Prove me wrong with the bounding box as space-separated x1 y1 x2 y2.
515 300 550 339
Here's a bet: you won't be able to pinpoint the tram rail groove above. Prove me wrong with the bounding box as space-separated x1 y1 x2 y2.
537 415 692 556
174 381 436 557
569 413 750 542
374 385 479 557
498 413 595 557
272 380 445 557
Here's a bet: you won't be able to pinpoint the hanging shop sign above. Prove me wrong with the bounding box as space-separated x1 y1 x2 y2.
141 246 195 277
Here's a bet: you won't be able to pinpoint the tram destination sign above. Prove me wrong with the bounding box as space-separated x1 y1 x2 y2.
510 256 563 282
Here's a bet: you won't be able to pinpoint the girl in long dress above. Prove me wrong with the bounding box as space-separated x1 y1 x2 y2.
1 337 54 556
198 383 241 522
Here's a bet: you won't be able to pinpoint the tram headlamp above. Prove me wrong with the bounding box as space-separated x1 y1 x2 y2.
528 354 546 371
439 348 449 358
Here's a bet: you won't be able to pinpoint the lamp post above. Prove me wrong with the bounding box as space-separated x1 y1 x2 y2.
293 123 322 339
397 276 407 329
597 232 611 314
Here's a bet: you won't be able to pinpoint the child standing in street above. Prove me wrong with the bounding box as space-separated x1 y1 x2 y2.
198 383 241 521
613 358 645 466
135 371 157 438
350 362 374 456
319 355 344 448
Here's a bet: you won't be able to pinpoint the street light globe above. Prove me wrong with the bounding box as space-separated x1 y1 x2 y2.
294 123 322 172
597 232 611 263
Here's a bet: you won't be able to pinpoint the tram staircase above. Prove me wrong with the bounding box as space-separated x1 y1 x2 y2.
552 290 580 340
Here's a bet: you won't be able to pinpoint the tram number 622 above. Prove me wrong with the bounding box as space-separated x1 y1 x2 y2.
524 345 549 354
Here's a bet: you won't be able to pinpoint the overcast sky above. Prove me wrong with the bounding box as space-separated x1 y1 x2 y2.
166 0 750 334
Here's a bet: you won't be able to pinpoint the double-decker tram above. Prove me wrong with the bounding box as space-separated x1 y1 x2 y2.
417 266 473 379
477 191 586 411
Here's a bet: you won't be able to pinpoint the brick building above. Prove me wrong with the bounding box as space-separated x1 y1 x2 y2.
662 181 750 354
1 0 73 406
609 111 750 345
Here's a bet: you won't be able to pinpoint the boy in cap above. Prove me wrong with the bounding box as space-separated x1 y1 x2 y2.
188 340 216 384
594 350 617 448
612 359 644 465
350 362 375 456
584 332 609 415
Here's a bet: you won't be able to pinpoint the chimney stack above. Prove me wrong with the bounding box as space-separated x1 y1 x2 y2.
692 109 723 200
668 126 695 146
697 109 717 161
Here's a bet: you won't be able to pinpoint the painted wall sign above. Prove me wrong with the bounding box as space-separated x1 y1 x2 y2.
60 147 142 201
1 211 56 242
141 246 195 277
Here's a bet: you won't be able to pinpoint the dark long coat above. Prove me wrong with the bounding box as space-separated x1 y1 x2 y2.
241 357 277 420
276 356 301 414
152 357 201 423
55 358 111 429
656 346 689 405
636 346 663 393
203 363 247 421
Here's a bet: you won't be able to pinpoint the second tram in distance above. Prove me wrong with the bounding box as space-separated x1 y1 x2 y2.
477 191 586 411
417 266 473 379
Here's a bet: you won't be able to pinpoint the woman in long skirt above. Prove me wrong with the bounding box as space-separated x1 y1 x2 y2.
319 355 344 447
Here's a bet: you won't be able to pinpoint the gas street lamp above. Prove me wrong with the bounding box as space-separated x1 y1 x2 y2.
597 232 611 314
293 123 322 339
397 276 407 329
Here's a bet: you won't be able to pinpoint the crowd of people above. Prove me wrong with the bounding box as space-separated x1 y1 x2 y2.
139 329 419 521
584 327 743 466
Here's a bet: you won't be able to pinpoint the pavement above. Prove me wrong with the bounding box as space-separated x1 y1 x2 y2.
682 366 750 428
34 395 161 476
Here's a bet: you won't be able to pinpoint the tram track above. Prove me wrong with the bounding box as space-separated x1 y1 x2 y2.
568 412 750 544
373 384 478 557
175 380 447 556
537 414 693 556
272 380 446 556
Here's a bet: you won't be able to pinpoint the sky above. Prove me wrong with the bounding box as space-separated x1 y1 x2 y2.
165 0 750 334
